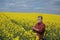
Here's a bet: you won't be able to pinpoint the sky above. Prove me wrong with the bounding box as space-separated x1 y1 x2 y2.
0 0 60 14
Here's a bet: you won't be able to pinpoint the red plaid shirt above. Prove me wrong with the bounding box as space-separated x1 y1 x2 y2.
33 22 45 39
33 22 45 33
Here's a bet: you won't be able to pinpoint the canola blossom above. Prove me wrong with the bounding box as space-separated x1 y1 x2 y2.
0 12 60 40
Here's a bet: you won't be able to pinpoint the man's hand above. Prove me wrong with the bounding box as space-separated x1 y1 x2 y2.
33 27 39 31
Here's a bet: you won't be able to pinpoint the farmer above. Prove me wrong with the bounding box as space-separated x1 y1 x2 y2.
33 16 45 40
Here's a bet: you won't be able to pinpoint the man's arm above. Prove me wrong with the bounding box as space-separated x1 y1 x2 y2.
33 27 39 31
32 23 40 33
39 24 45 32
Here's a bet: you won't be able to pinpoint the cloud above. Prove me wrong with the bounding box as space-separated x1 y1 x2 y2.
0 8 8 9
0 0 60 14
34 7 46 10
50 8 60 11
8 3 16 6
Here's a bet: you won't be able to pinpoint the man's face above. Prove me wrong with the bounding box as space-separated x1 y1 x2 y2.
38 17 42 23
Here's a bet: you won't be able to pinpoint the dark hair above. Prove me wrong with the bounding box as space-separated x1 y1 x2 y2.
38 16 43 19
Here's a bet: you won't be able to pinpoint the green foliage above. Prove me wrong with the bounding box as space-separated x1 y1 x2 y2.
0 14 60 40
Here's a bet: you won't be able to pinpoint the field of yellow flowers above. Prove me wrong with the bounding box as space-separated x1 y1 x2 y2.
0 12 60 40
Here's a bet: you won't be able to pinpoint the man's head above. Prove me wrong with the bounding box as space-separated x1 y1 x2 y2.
38 16 43 23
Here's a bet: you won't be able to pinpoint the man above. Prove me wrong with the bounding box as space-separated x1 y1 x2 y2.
33 16 45 40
